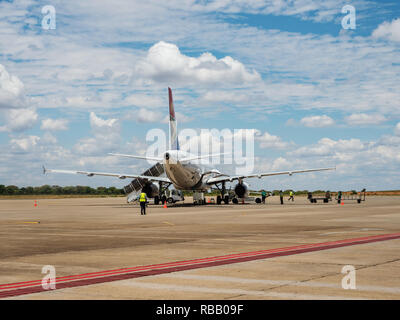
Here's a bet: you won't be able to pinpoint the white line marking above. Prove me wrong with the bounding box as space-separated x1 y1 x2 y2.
118 280 358 300
161 274 400 294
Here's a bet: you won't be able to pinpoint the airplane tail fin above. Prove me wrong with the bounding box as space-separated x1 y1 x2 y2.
168 87 179 150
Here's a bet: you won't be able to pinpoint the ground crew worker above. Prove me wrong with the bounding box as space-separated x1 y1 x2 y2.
337 191 342 204
288 190 294 202
279 190 284 205
261 190 267 204
139 192 147 215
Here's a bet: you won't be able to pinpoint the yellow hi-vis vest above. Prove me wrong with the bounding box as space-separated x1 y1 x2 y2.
290 191 294 196
139 193 147 202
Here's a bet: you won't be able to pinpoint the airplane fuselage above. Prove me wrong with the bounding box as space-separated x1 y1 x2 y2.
163 150 210 191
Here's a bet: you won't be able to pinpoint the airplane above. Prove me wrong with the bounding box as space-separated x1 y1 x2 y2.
44 87 335 205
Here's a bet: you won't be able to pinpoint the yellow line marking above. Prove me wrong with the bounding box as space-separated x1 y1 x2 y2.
162 221 175 226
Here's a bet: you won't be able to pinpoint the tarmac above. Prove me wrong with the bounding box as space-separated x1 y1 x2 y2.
0 195 399 299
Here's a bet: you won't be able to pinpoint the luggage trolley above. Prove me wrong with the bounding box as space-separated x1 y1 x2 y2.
336 189 366 204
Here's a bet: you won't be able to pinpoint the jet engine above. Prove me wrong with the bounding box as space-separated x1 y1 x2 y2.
234 182 249 198
141 182 159 198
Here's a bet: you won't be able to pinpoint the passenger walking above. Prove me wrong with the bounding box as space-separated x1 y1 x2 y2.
279 190 284 205
261 190 267 204
139 192 147 215
288 190 295 202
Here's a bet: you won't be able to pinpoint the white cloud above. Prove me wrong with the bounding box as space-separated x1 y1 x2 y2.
256 156 292 172
161 112 192 124
136 108 164 123
10 135 40 152
0 64 25 109
290 137 364 158
136 41 260 86
89 112 118 132
269 157 291 171
178 129 256 160
63 91 123 109
42 132 58 145
124 106 192 124
255 130 291 149
285 118 297 126
74 112 121 156
372 18 400 42
124 94 164 108
77 155 120 168
179 129 229 154
41 118 69 131
345 113 387 126
0 108 38 132
191 0 371 23
0 65 36 132
1 1 399 118
300 115 335 128
395 122 400 136
202 91 248 103
276 133 400 190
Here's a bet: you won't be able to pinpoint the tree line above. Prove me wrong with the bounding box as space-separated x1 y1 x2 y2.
0 185 364 196
0 185 125 195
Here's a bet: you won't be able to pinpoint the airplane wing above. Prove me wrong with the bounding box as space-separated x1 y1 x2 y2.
108 153 163 162
43 166 171 183
205 167 335 185
109 152 230 163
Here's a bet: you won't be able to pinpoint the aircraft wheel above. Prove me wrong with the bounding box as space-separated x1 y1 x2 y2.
167 197 174 204
223 195 229 204
217 195 222 205
154 196 160 205
232 198 238 204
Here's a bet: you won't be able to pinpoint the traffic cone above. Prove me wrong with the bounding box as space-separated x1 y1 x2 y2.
34 200 37 207
341 201 344 206
163 203 167 209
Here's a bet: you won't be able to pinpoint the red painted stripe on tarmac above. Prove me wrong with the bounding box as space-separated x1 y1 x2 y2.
1 232 399 298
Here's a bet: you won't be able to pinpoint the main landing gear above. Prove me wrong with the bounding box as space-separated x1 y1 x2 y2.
215 182 230 205
154 182 172 205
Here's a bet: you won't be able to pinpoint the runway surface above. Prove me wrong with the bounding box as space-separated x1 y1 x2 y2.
0 196 399 299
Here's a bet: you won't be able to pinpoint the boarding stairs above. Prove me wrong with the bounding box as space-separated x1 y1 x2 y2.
124 162 165 203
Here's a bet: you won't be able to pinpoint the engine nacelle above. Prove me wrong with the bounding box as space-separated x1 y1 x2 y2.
141 182 159 198
234 182 249 198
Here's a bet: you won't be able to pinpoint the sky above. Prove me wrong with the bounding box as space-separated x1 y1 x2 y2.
0 0 400 191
